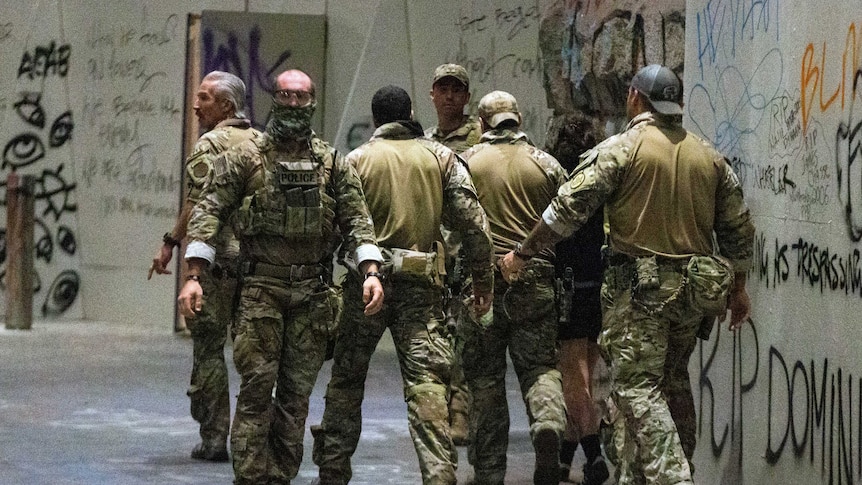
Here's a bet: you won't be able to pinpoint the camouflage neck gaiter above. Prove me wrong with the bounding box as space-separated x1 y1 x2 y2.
266 102 316 142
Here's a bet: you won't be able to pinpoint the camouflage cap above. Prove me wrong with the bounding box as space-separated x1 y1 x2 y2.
630 64 683 115
433 63 469 87
478 90 520 128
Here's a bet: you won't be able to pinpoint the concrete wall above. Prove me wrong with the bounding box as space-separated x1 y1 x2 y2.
685 1 862 483
3 1 861 482
0 0 551 326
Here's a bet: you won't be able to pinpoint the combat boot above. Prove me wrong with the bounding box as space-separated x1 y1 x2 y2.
532 427 560 485
581 456 610 485
450 411 470 446
190 440 229 462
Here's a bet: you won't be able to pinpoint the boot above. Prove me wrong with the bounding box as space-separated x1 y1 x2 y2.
450 411 470 446
533 428 560 485
581 456 610 485
190 440 229 462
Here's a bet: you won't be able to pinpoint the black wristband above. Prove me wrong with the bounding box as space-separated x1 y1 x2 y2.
163 232 181 248
186 274 201 282
514 242 533 261
364 271 383 281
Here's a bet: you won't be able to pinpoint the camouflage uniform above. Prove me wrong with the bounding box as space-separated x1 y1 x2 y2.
185 131 382 485
543 112 755 484
425 115 482 154
312 121 494 485
184 118 259 451
460 127 569 484
425 115 482 442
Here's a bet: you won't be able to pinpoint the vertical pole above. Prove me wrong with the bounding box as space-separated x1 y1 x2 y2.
5 173 35 330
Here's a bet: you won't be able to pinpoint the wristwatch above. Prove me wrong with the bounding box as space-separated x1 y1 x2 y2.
163 232 181 248
514 242 533 261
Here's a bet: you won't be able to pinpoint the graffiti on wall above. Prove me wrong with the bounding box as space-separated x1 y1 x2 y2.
688 0 862 482
452 2 546 138
0 38 80 317
80 11 183 224
699 317 862 485
202 25 292 128
692 7 862 234
200 12 327 133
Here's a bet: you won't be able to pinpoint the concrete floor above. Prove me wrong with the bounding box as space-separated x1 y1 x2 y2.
0 321 596 485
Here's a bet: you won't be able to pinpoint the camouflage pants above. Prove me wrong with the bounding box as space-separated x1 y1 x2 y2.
230 275 339 485
445 296 471 424
187 261 236 446
460 261 566 484
599 260 699 485
313 273 455 485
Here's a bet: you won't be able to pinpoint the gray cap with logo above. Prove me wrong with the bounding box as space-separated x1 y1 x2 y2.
630 64 683 115
478 90 520 128
433 63 469 87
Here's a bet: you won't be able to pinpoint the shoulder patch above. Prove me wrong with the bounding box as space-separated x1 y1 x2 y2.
192 159 209 177
571 171 587 189
213 154 229 180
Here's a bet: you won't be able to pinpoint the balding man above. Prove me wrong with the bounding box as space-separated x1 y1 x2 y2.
178 69 384 485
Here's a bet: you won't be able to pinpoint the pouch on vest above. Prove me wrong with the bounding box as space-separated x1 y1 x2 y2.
384 247 444 287
237 159 328 238
686 254 734 316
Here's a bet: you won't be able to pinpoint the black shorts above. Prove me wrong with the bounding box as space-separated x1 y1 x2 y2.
558 285 602 341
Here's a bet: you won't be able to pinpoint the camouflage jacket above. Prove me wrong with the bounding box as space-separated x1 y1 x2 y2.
184 118 260 260
185 131 382 268
461 128 568 259
425 115 482 153
545 112 755 271
349 121 494 293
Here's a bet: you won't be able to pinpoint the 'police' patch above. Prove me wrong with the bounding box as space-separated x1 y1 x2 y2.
277 161 319 186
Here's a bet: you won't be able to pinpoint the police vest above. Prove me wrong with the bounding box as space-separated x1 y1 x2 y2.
237 139 336 241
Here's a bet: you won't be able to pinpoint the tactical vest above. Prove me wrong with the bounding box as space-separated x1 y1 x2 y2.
236 138 336 242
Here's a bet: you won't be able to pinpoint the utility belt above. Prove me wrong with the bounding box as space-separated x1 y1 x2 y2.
605 251 688 268
603 251 688 289
209 262 238 280
604 250 734 328
240 260 327 282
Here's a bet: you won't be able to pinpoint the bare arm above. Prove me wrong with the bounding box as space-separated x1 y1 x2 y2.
723 272 750 331
148 198 194 280
177 257 207 318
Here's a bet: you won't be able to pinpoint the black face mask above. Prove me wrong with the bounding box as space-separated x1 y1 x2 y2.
266 101 317 142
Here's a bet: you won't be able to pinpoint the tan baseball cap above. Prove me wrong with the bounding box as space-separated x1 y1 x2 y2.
630 64 683 115
433 63 469 87
478 90 520 128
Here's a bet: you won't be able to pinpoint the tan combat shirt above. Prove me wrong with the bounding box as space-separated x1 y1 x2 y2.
461 129 568 259
347 121 494 292
544 112 755 271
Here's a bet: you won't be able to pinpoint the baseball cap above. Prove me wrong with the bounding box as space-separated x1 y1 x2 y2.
478 91 520 128
630 64 683 115
433 63 469 87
